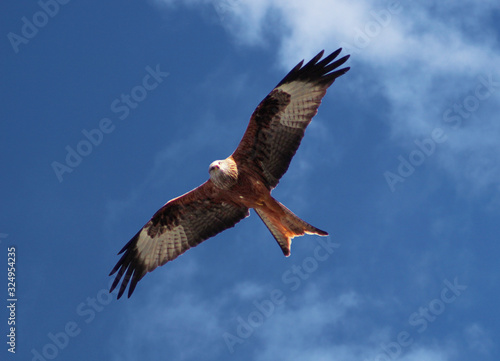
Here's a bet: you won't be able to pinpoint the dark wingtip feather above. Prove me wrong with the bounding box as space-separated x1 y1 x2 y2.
108 229 147 299
128 275 140 298
276 48 350 88
117 267 133 299
303 50 325 68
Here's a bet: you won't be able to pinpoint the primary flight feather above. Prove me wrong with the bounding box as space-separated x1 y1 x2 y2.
110 49 350 299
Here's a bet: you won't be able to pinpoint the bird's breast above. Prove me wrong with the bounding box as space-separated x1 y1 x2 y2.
230 171 271 208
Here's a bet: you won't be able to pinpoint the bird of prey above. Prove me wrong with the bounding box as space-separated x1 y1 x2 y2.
110 49 350 299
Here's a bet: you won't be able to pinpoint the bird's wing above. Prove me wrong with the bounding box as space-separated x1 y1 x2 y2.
232 49 350 189
109 181 249 299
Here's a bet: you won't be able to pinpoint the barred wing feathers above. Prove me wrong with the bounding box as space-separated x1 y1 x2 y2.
232 49 350 189
109 181 249 299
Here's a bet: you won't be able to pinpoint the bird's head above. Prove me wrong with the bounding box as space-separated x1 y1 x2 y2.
209 158 238 189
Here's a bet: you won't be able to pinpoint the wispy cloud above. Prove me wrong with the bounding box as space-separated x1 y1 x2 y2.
463 323 495 356
105 3 497 361
153 0 500 196
110 290 228 361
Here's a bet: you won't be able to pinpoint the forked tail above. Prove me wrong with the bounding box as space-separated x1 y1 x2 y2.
255 198 328 256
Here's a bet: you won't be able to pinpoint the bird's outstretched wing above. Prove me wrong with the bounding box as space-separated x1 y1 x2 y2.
109 181 249 299
232 49 350 189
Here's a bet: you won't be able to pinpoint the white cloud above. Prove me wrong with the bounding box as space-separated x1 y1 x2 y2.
249 283 462 361
111 3 498 361
152 0 500 196
111 283 231 361
463 323 494 355
231 281 267 300
251 285 362 360
398 346 457 361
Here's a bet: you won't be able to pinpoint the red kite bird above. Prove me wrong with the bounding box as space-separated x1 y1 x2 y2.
110 49 350 298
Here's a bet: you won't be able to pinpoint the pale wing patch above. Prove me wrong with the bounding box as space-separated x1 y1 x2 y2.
276 82 326 129
135 224 188 272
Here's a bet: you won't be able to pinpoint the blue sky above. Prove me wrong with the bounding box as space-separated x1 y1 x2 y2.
1 1 500 360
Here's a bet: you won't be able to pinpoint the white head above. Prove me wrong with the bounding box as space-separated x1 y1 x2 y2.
209 158 238 189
